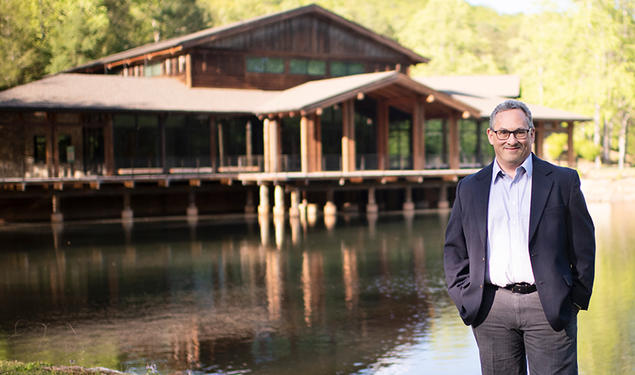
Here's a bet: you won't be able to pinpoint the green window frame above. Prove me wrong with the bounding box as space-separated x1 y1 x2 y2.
246 57 284 73
290 59 326 76
330 62 366 77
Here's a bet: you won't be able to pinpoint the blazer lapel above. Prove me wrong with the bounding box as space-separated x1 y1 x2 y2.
529 155 554 242
474 163 493 252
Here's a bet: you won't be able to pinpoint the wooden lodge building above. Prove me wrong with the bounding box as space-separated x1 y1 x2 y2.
0 4 590 223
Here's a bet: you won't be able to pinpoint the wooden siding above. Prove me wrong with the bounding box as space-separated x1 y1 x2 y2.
207 15 407 60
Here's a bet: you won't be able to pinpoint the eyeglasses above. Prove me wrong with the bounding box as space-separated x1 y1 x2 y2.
491 128 532 140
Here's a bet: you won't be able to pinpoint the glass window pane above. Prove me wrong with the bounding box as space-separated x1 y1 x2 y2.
34 136 46 163
348 63 365 75
265 58 284 73
246 57 265 73
307 60 326 75
330 61 347 76
290 59 308 74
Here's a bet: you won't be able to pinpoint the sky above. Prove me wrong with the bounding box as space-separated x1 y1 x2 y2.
465 0 573 14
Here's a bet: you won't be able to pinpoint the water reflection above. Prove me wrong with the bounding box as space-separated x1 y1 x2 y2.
0 204 632 374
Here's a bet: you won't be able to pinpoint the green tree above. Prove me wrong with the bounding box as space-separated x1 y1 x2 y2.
0 0 50 89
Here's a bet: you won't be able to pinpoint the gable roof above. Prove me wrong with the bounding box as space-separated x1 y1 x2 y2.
68 4 428 73
257 71 480 117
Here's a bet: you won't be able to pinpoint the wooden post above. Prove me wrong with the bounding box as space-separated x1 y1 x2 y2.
263 118 270 173
377 102 389 170
448 113 460 170
535 120 545 159
185 54 192 88
301 115 309 173
341 100 356 172
567 121 575 167
342 102 350 172
413 99 426 169
314 114 322 172
269 118 280 172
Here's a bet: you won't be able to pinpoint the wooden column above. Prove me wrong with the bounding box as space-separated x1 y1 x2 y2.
341 100 356 172
268 118 281 172
300 115 313 173
535 120 545 159
185 54 192 88
412 99 426 170
263 118 270 172
314 114 322 172
104 114 115 176
448 113 460 170
209 117 217 171
567 122 575 167
377 102 389 170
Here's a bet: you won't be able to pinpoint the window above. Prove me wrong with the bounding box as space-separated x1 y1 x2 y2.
246 57 284 73
144 62 163 77
330 61 366 77
57 135 72 163
289 59 326 76
34 136 46 163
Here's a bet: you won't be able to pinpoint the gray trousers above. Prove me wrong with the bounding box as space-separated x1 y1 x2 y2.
472 285 578 375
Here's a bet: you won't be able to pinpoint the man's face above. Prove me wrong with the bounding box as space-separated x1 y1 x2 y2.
487 108 534 170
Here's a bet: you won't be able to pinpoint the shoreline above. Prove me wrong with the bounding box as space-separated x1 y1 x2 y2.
579 166 635 203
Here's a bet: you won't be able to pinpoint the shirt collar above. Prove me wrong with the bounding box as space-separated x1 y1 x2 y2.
492 154 533 183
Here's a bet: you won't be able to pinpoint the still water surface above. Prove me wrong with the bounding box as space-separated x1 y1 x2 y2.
0 204 632 374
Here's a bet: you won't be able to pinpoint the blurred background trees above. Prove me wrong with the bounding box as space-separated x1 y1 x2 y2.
0 0 632 167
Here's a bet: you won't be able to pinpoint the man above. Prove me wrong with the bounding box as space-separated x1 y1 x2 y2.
443 100 595 374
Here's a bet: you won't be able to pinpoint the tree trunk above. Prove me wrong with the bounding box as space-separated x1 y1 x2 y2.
618 111 628 169
602 118 611 163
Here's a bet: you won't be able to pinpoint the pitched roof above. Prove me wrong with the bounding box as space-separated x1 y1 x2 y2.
415 75 591 122
68 4 428 73
257 71 480 117
0 74 277 113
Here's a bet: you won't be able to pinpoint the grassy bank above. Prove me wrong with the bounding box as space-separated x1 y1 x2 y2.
0 361 128 375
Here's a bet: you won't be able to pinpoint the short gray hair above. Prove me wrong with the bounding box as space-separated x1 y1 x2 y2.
489 100 534 130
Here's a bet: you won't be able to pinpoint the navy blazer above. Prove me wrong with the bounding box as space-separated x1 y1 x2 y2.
443 154 595 331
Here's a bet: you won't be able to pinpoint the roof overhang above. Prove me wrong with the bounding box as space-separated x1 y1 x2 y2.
256 71 481 118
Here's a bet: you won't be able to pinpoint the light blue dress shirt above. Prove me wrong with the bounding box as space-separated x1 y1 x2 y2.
486 155 534 286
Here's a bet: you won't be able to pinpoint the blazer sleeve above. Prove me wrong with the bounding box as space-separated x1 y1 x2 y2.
444 179 471 314
566 170 596 310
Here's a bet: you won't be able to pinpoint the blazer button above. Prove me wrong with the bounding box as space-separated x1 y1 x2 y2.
482 257 485 261
480 284 483 288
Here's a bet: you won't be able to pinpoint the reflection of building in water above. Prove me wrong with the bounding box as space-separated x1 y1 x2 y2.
274 216 285 249
301 251 325 326
171 317 201 369
259 215 270 246
341 244 359 311
290 217 301 245
266 249 283 320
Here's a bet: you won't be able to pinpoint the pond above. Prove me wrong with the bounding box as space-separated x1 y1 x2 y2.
0 203 632 374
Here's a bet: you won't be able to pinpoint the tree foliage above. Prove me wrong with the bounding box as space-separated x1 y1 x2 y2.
0 0 633 165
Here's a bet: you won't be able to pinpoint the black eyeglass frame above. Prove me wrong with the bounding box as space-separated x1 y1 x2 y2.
490 128 533 140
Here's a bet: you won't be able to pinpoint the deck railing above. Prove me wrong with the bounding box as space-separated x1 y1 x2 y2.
0 152 487 180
